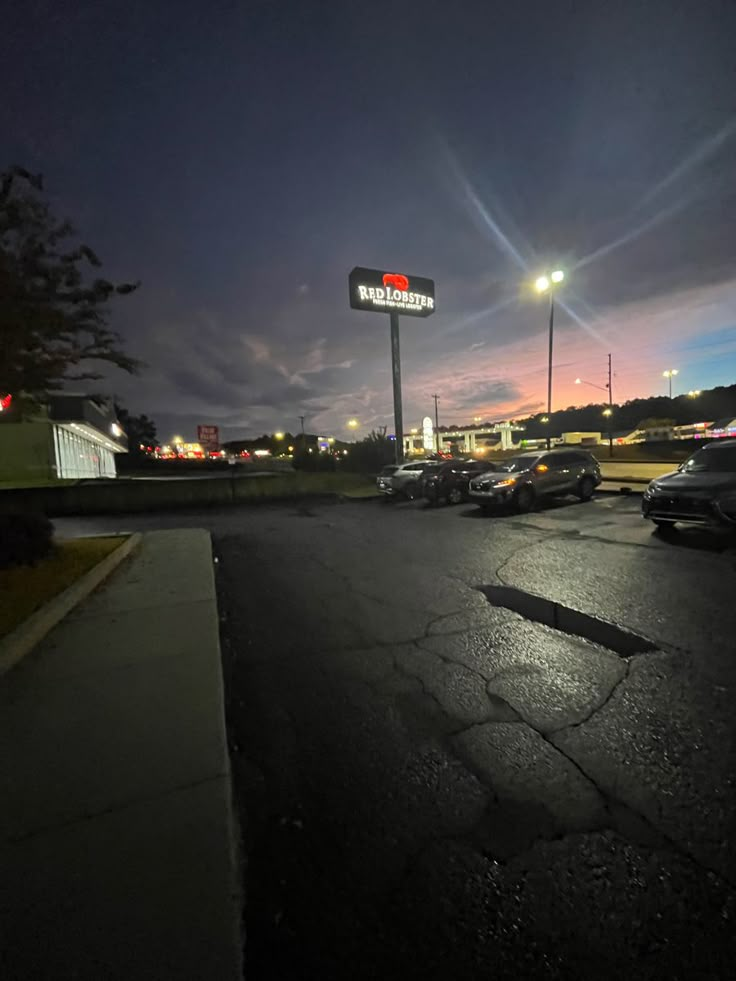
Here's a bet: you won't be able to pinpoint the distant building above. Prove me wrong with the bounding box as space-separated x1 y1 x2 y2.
560 432 602 445
707 418 736 438
0 395 128 482
403 421 525 456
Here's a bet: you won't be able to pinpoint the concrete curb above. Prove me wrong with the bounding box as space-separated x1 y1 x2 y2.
0 532 142 677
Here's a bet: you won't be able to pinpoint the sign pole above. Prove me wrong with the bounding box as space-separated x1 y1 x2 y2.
390 311 404 464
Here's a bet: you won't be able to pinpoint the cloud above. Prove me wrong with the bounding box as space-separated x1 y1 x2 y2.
448 379 522 410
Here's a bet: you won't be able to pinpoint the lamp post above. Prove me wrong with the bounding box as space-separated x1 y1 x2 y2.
535 269 565 450
663 368 678 399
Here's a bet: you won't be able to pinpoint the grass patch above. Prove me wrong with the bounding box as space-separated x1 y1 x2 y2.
0 478 79 490
340 483 382 498
0 537 125 639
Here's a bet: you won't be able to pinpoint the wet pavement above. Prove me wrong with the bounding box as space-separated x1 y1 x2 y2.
54 496 736 980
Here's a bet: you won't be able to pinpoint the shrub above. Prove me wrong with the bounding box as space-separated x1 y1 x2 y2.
292 451 336 472
0 513 55 569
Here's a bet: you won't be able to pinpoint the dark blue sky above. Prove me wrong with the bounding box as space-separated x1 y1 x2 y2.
3 0 736 440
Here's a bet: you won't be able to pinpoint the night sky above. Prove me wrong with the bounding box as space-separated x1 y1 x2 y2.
3 0 736 441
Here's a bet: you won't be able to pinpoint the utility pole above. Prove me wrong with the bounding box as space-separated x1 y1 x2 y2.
546 292 555 451
432 394 440 455
298 415 305 452
607 353 613 459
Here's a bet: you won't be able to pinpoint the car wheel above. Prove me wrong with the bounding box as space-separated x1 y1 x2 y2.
577 476 595 501
449 487 463 505
515 484 535 513
652 518 676 530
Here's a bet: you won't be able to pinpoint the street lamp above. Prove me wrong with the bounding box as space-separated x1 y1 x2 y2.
688 390 701 398
274 431 285 440
347 418 359 429
535 269 565 449
662 369 679 399
575 378 607 392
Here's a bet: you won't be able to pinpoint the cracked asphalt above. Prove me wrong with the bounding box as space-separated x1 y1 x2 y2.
55 495 736 979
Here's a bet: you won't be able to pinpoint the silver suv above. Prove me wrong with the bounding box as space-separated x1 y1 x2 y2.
469 449 601 513
376 461 437 500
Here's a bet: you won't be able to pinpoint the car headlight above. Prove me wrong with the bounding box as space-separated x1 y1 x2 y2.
494 478 517 489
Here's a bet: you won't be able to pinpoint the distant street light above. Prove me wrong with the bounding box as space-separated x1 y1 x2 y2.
347 418 359 429
274 431 285 440
688 389 701 398
662 369 679 399
602 408 613 417
534 270 565 449
540 415 550 423
575 377 607 393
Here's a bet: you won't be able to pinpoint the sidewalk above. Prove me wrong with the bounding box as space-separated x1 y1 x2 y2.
0 530 242 980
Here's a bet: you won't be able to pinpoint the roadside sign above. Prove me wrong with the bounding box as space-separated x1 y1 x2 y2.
348 267 436 318
348 265 436 466
422 416 434 451
197 425 220 451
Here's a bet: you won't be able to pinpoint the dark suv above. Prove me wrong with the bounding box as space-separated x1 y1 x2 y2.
642 440 736 528
422 460 499 506
468 449 601 513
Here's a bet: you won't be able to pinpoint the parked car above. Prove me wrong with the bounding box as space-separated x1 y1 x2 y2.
468 449 601 513
642 440 736 529
376 461 439 500
376 464 399 495
422 459 500 506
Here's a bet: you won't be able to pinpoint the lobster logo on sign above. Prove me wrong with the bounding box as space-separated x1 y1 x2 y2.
382 273 409 291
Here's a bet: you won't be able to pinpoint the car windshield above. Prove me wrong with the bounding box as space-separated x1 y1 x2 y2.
681 446 736 473
497 455 540 473
380 465 398 476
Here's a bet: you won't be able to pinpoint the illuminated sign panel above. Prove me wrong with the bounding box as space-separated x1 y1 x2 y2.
349 267 436 318
197 424 220 451
422 416 434 451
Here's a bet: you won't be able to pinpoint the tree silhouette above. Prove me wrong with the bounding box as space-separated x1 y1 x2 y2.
0 166 141 411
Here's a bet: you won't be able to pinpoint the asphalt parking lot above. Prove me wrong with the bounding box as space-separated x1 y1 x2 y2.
54 495 736 979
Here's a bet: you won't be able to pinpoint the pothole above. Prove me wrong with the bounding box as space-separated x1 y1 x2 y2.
479 584 657 657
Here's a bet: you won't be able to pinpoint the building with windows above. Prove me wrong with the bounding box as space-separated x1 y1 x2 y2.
0 395 128 483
